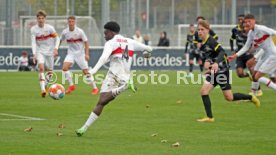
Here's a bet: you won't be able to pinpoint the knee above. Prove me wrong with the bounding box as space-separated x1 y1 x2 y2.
224 95 233 101
200 88 209 95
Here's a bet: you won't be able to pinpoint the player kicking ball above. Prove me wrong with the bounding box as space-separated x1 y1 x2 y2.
31 10 60 97
196 20 260 123
76 21 152 136
60 16 98 95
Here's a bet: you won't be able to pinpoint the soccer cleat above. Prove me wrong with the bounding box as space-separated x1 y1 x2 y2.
197 117 215 123
128 79 137 93
249 90 263 97
91 88 99 95
41 91 47 98
76 127 87 137
251 95 261 108
65 85 76 94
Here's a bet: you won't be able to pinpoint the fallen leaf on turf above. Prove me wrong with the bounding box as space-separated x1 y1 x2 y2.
56 132 63 136
24 127 32 132
151 133 158 137
58 124 65 128
146 104 150 108
161 139 168 143
171 142 180 147
176 100 182 104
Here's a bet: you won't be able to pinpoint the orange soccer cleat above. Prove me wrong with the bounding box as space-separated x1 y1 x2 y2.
65 85 76 94
91 88 99 95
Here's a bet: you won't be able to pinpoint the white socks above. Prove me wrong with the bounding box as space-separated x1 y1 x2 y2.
39 73 45 92
251 82 260 94
258 77 276 90
85 74 97 89
63 71 74 86
82 112 98 130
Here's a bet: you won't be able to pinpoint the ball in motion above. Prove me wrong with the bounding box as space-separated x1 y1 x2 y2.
48 84 65 100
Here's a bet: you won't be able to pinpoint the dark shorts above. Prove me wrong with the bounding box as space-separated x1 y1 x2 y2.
236 54 254 69
189 52 201 61
205 70 231 91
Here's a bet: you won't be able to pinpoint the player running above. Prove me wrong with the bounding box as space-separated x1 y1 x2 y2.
60 16 99 95
196 20 260 123
31 10 60 97
185 24 199 77
76 21 152 136
228 14 276 94
230 14 254 79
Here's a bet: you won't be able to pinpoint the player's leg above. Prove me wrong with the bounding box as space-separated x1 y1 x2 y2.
197 73 215 122
236 56 249 78
187 53 195 77
76 73 128 136
44 55 55 89
255 57 276 90
75 54 99 95
63 55 75 94
36 53 47 97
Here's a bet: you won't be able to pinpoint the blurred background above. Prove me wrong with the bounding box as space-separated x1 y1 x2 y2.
1 0 276 47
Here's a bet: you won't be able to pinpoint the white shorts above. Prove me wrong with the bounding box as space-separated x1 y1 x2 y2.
100 71 128 93
36 53 54 70
257 56 276 75
64 54 88 70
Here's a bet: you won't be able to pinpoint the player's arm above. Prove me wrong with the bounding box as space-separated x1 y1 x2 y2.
254 49 264 60
81 30 90 61
230 29 236 52
210 29 218 40
185 40 189 53
212 41 225 73
84 41 89 61
90 43 112 75
31 28 37 64
50 26 60 57
228 31 253 61
261 25 276 36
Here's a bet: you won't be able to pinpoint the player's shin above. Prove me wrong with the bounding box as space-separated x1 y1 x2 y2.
63 70 74 86
251 82 260 95
201 95 213 118
233 93 252 100
39 73 46 92
258 77 276 90
81 112 99 130
85 74 97 89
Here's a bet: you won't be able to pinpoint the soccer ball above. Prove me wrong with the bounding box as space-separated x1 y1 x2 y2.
143 50 151 58
48 84 65 100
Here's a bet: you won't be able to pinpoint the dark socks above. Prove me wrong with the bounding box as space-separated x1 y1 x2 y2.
201 95 213 118
199 64 204 72
189 64 194 73
233 93 252 101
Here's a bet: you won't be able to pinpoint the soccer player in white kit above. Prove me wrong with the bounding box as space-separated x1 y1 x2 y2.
76 21 152 136
228 14 276 94
60 16 99 95
31 10 60 97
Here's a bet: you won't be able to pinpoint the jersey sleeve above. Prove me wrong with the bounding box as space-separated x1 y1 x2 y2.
49 25 60 49
236 31 253 57
60 30 65 41
80 29 88 42
260 25 276 36
30 27 37 55
132 40 152 52
90 42 113 74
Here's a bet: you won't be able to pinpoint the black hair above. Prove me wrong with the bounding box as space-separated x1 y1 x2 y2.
238 14 245 18
104 21 120 33
244 14 255 20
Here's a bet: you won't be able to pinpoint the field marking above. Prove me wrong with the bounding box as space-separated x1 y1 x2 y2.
0 113 46 121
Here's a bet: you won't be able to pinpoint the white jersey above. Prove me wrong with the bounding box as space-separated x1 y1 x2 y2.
18 56 28 66
91 34 152 81
237 24 276 57
60 26 88 55
31 24 60 56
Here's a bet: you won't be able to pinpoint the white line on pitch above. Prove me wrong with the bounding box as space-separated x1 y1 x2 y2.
0 113 46 121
